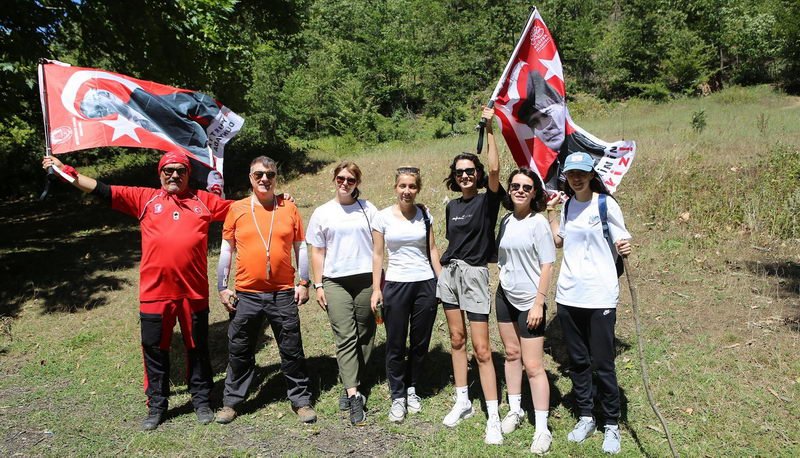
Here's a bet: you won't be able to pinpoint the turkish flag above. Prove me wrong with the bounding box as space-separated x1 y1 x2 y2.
492 9 635 193
38 60 244 193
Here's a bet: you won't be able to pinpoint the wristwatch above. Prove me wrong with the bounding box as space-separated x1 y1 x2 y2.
297 279 310 287
314 282 324 289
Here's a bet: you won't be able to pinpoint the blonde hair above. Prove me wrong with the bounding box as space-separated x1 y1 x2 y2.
395 166 422 189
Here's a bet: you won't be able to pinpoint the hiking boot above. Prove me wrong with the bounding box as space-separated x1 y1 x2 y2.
349 393 367 426
501 409 523 434
602 425 621 454
215 406 237 424
484 415 503 445
195 405 214 425
442 399 473 427
530 430 553 455
339 390 350 411
141 407 164 431
294 404 317 424
567 417 596 443
388 398 406 423
406 388 422 414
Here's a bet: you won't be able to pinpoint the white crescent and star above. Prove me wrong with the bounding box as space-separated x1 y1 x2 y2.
100 115 141 143
539 51 564 82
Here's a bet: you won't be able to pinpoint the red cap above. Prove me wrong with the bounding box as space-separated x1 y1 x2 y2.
158 151 191 173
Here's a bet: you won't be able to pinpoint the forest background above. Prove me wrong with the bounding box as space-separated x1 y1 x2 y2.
2 0 800 197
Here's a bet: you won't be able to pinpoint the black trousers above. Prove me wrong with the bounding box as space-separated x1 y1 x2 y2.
140 298 212 411
383 279 438 400
557 303 620 425
222 290 312 409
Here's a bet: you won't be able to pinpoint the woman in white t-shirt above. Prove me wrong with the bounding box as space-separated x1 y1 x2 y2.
306 161 378 426
546 152 632 455
495 168 555 455
370 166 442 424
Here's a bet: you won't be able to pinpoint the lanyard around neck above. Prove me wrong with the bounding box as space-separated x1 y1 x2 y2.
250 194 277 280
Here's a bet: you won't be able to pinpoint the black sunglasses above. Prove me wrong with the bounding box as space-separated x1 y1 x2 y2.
251 170 277 180
161 166 187 176
455 167 476 177
335 175 357 185
396 166 420 174
509 182 534 193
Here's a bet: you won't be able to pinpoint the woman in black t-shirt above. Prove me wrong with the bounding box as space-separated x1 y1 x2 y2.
437 106 506 445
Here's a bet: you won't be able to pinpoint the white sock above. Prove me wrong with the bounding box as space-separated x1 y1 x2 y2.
486 400 499 419
455 386 469 405
407 386 416 396
606 424 619 431
580 415 594 424
534 410 549 432
508 394 522 414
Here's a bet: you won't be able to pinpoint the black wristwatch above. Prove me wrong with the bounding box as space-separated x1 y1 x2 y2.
314 282 324 289
297 279 310 288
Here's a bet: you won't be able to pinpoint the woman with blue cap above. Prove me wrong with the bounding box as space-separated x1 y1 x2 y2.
546 151 632 455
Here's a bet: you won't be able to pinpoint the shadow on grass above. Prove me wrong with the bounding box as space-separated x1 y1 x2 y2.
743 260 800 332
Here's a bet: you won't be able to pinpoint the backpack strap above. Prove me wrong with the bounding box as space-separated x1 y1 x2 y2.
495 212 513 251
416 204 433 270
599 193 624 276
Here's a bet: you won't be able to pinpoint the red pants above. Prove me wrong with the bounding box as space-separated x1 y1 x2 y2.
140 298 212 410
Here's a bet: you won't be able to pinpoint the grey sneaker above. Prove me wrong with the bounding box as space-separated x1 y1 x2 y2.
388 398 406 423
442 400 474 427
349 393 367 426
501 410 523 434
141 407 164 431
602 425 621 454
567 417 596 443
406 389 422 414
294 405 317 424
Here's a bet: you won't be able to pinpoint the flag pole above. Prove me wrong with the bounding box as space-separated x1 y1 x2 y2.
476 6 538 154
38 58 55 201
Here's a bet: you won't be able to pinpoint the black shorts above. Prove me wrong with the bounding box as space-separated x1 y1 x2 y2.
495 287 546 338
442 302 489 322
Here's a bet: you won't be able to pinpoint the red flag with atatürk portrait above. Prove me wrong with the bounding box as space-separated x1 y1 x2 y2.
490 8 635 193
38 59 243 196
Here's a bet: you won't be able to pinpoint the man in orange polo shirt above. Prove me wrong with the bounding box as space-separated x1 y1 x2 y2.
215 155 316 424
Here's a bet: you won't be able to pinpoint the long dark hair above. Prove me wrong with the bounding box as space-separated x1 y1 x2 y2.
443 152 488 192
502 168 547 213
562 170 610 197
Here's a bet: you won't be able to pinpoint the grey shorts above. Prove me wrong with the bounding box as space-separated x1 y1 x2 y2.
437 260 490 316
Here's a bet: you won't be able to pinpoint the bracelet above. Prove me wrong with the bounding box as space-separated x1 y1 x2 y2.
314 282 324 289
536 291 547 297
296 279 310 287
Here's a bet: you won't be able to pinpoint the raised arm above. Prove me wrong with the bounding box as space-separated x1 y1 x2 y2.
42 156 98 194
483 106 500 193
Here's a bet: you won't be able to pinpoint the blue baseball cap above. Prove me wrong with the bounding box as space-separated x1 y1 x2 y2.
562 152 595 172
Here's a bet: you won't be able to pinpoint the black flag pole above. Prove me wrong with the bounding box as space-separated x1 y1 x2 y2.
475 6 538 154
38 58 55 201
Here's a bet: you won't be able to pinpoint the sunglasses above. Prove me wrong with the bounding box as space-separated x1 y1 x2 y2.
251 170 277 180
455 167 476 177
509 182 534 193
397 166 420 174
335 175 357 185
161 166 187 176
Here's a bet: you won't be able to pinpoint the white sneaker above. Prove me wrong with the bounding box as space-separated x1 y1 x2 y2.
530 430 553 455
602 425 621 454
501 409 523 434
442 400 474 427
406 391 422 414
484 415 503 445
388 398 406 423
567 417 596 443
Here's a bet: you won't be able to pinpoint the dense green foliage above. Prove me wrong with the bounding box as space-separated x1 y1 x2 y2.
2 0 798 197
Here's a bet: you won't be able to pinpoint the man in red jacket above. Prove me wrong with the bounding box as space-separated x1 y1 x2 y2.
42 151 231 431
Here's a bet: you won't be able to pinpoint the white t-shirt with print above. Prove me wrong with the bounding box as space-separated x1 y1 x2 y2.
556 194 631 309
306 199 377 278
372 205 434 283
497 212 556 311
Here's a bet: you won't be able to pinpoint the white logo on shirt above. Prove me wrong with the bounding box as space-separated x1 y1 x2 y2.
153 203 163 214
194 206 202 214
172 211 180 221
603 309 611 315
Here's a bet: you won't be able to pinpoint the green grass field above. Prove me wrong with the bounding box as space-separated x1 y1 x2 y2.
2 85 799 456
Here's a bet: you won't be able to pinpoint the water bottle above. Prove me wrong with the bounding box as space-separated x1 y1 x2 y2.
374 302 384 325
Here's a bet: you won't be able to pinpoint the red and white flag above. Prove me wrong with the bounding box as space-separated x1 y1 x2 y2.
491 8 635 193
38 60 244 195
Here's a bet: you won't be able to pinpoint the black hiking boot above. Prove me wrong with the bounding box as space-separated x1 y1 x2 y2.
141 407 164 431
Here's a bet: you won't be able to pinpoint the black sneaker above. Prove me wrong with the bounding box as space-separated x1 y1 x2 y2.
141 407 164 431
339 390 350 411
349 393 366 426
195 405 214 425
